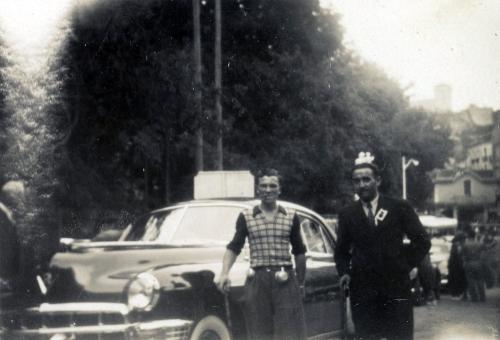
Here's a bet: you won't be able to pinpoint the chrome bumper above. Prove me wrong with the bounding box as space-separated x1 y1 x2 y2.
1 302 192 340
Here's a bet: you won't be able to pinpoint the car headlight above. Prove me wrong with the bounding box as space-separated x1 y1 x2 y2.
127 272 160 311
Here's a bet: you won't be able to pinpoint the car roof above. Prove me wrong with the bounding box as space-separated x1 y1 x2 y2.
150 199 328 226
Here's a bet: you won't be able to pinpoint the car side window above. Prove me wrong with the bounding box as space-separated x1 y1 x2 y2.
299 216 333 255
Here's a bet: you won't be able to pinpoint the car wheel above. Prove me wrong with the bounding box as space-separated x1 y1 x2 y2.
190 315 231 340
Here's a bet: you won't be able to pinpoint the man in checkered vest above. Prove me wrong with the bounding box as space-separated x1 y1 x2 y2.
217 169 307 340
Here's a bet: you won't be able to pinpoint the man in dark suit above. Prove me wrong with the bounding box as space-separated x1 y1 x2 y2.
0 181 23 297
335 152 430 340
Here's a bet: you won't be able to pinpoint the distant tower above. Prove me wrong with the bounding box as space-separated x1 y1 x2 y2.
434 84 452 112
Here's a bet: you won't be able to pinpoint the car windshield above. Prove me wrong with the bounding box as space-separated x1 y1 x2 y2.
122 205 242 245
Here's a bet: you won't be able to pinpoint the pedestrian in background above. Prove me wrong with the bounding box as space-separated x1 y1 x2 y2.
481 229 497 289
448 232 468 300
462 228 486 302
335 152 430 340
417 253 437 305
217 169 307 340
0 181 24 296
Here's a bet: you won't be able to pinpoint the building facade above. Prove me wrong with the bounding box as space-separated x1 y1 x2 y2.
431 108 500 225
431 169 496 222
466 142 493 170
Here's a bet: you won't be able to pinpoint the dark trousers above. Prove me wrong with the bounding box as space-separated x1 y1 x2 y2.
464 261 486 302
243 268 306 340
351 294 413 340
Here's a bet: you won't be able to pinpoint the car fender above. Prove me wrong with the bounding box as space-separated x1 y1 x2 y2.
150 261 249 336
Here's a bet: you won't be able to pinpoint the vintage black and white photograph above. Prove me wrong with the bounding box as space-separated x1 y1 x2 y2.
0 0 499 339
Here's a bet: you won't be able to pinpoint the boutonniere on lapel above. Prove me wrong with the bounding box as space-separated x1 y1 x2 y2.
375 209 388 226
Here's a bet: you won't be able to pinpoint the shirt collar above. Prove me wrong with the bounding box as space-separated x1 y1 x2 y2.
362 194 379 210
253 204 287 217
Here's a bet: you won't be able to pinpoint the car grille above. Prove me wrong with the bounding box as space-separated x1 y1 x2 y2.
4 311 127 330
1 303 191 340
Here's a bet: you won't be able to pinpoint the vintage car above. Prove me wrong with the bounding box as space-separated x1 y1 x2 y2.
429 237 452 289
419 215 457 290
407 216 456 305
1 199 343 340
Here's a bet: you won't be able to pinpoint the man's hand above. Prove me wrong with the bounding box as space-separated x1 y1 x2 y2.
217 250 237 293
340 274 351 289
216 273 231 293
409 267 418 280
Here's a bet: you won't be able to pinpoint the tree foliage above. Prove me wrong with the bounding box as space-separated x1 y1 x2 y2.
0 0 453 248
0 20 73 275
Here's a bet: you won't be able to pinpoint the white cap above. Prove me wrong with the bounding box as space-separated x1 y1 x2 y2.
354 152 375 166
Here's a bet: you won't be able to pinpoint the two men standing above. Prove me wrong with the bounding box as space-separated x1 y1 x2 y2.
335 153 431 340
218 153 430 340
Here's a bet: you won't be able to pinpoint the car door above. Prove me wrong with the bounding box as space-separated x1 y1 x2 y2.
299 214 343 338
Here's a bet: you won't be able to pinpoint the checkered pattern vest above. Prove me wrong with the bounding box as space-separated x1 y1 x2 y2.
243 207 296 268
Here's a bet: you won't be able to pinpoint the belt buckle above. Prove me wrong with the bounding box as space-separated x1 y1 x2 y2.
274 266 289 283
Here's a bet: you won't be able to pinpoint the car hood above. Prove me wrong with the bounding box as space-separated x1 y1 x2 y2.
45 242 231 303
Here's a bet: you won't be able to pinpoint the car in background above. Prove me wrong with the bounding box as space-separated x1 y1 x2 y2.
1 199 343 340
429 237 453 289
419 215 457 238
419 215 456 291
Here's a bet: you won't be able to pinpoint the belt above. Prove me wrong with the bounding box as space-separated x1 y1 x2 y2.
253 265 293 272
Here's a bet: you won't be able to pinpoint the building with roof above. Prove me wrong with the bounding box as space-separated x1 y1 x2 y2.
430 169 496 222
463 124 493 171
430 108 500 225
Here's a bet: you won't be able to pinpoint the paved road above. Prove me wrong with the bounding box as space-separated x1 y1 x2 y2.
414 287 500 339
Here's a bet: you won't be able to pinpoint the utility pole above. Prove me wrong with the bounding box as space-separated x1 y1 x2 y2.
193 0 203 171
215 0 223 170
402 156 419 199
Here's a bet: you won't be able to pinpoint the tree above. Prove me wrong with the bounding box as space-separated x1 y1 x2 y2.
386 109 453 208
0 18 72 275
49 0 453 238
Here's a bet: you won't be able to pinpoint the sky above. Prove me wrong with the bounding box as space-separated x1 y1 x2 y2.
1 0 498 111
323 0 500 112
0 0 71 52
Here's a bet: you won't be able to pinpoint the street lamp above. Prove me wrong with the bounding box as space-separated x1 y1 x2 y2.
402 156 419 199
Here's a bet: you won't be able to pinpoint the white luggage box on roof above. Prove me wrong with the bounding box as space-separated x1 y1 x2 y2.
194 171 255 199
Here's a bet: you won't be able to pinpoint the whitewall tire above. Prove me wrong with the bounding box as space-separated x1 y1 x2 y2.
190 315 231 340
